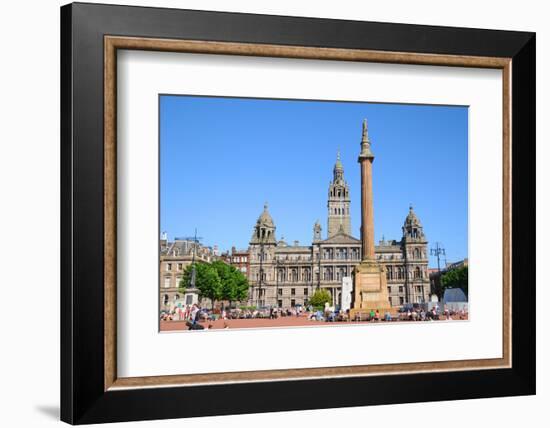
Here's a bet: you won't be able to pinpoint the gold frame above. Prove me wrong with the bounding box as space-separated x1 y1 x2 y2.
104 36 512 391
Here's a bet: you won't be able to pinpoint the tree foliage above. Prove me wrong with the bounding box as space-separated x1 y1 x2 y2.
309 288 332 308
211 260 249 304
179 261 250 308
180 263 221 308
441 266 468 297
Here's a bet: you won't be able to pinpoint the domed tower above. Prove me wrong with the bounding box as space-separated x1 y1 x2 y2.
402 204 425 241
401 204 429 304
248 203 278 307
327 151 351 237
250 202 277 245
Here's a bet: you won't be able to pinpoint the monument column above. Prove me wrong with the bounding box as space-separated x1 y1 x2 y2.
351 119 391 316
360 152 376 260
359 119 376 260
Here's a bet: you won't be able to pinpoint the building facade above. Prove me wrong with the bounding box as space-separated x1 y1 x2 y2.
247 154 430 309
226 247 250 277
159 237 217 311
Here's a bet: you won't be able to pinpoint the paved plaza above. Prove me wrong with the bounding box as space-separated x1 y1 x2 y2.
160 314 467 331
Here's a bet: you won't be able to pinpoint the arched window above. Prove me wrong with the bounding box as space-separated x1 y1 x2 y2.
415 266 421 278
414 248 420 259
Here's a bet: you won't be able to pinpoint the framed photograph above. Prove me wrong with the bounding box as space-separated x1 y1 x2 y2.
61 2 535 424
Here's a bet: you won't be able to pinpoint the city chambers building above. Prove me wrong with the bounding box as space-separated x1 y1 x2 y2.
247 153 430 309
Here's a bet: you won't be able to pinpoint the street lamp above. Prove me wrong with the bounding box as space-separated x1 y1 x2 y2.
257 238 265 308
275 257 280 308
430 242 446 298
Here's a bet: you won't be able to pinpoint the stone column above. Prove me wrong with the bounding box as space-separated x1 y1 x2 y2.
360 156 376 260
351 119 391 315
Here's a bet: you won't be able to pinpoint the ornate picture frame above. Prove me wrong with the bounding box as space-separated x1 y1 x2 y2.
61 2 535 424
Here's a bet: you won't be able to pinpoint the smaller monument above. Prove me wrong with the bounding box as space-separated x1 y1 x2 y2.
351 120 391 316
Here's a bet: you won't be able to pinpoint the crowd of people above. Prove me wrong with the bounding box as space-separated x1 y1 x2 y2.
159 304 306 326
160 302 468 330
398 305 468 321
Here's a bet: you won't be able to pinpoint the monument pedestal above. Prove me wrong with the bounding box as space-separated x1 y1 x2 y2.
350 260 392 317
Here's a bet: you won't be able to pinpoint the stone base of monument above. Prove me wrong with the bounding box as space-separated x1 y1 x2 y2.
350 260 392 317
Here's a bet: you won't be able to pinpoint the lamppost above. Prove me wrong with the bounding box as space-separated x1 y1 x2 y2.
257 238 265 308
403 245 410 305
275 257 280 308
317 242 322 290
430 242 446 297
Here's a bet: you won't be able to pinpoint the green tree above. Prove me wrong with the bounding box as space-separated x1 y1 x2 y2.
309 288 332 308
181 263 222 309
211 260 250 308
441 266 468 297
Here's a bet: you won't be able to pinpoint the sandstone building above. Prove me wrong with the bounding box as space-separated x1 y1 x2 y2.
247 154 430 309
159 236 217 311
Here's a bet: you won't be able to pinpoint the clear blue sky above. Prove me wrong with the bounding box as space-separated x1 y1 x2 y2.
160 95 468 268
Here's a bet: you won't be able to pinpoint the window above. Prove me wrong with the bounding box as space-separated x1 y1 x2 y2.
278 288 283 296
164 277 171 288
291 299 296 307
291 288 296 296
399 286 404 293
174 294 179 301
278 300 283 307
304 288 308 296
166 263 172 271
399 297 404 305
177 263 183 271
